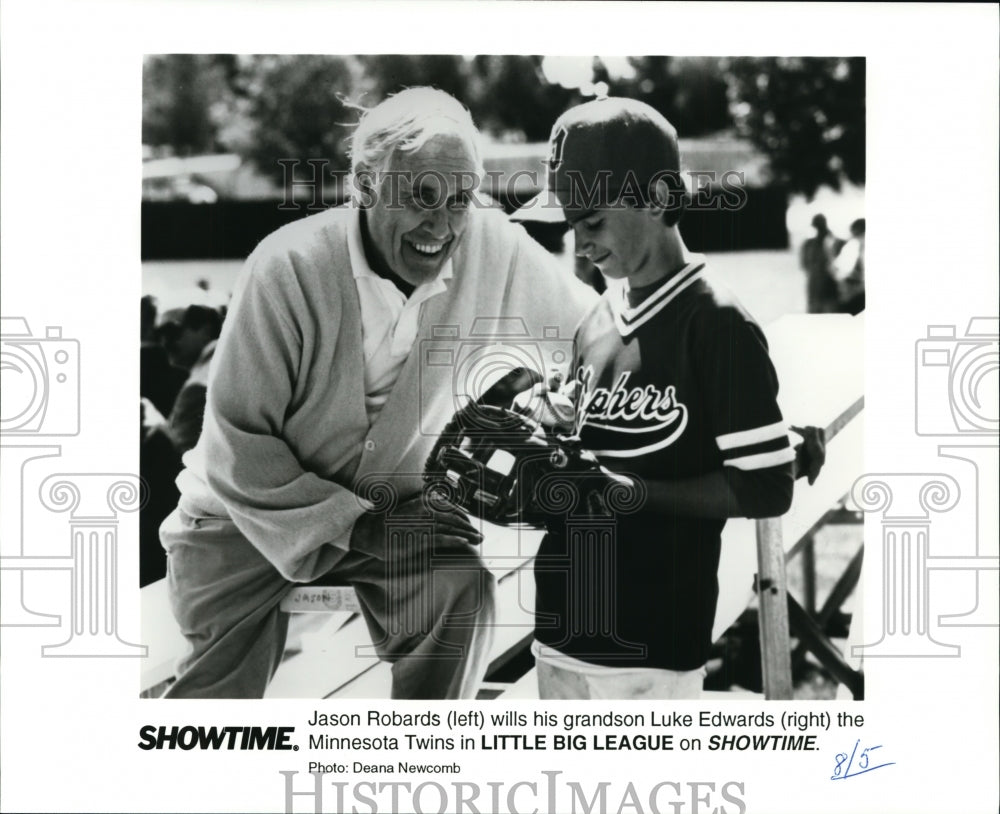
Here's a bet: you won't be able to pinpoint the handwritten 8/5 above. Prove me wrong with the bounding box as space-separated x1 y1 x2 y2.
831 739 895 780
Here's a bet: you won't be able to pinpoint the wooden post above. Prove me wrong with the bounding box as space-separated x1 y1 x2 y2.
756 516 793 699
802 534 817 615
756 393 865 698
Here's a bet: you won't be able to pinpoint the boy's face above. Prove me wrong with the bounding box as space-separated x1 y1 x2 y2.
570 204 660 283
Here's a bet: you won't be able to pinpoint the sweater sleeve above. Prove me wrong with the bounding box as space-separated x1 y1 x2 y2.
200 252 368 582
165 382 207 455
501 224 599 361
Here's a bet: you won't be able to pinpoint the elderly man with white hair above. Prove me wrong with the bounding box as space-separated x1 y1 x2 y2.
159 87 595 699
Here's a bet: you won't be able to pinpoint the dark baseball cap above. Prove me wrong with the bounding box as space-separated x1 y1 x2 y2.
512 97 682 223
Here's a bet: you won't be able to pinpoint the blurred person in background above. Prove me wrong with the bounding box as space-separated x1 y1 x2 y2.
141 303 224 586
140 296 187 585
140 295 187 417
799 213 842 314
833 217 865 316
143 305 224 455
165 304 222 371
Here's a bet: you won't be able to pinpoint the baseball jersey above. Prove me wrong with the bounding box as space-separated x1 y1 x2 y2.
533 255 795 671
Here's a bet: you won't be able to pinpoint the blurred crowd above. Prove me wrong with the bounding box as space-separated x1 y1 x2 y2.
139 295 225 585
800 214 866 316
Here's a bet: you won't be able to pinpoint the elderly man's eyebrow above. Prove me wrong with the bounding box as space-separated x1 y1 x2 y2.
410 180 471 206
414 180 442 195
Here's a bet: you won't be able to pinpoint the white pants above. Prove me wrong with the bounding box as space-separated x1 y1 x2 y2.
533 641 705 700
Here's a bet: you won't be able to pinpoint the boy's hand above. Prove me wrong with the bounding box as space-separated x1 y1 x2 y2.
790 425 826 485
512 382 576 434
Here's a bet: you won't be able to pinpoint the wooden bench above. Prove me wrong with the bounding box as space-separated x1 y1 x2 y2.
266 524 542 699
141 313 864 700
140 521 544 698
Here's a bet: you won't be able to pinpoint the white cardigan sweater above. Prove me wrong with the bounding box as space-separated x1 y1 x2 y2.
175 204 595 581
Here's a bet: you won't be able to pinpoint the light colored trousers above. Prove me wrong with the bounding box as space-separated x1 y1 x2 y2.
533 641 705 700
159 508 496 699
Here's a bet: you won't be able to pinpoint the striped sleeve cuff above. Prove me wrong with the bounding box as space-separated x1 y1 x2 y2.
717 421 796 471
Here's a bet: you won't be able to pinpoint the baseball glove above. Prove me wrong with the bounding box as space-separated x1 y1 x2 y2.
423 400 635 527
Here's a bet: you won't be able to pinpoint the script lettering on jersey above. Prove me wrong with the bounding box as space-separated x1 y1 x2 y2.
575 365 688 456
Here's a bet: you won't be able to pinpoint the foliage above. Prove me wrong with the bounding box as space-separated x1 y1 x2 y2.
600 56 732 138
143 55 233 156
208 55 368 180
142 54 866 196
722 57 865 197
467 56 582 141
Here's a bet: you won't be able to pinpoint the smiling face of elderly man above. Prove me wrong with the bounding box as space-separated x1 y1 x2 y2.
352 89 483 288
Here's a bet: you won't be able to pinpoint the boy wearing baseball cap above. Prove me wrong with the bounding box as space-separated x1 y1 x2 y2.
517 98 796 699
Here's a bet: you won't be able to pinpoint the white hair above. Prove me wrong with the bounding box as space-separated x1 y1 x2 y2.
349 87 484 195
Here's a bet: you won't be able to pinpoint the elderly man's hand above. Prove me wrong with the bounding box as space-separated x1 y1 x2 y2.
349 495 484 564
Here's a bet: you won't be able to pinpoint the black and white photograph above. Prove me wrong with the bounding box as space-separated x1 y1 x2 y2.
1 3 997 814
138 54 866 703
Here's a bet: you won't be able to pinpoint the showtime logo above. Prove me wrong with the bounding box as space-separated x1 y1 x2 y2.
138 725 297 751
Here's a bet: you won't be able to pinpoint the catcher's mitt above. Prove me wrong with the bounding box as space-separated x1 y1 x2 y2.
423 400 635 527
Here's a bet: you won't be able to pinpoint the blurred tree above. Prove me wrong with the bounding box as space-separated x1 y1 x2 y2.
142 54 865 199
602 57 732 137
143 55 233 155
723 57 865 197
468 56 581 140
226 55 367 183
357 55 471 105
